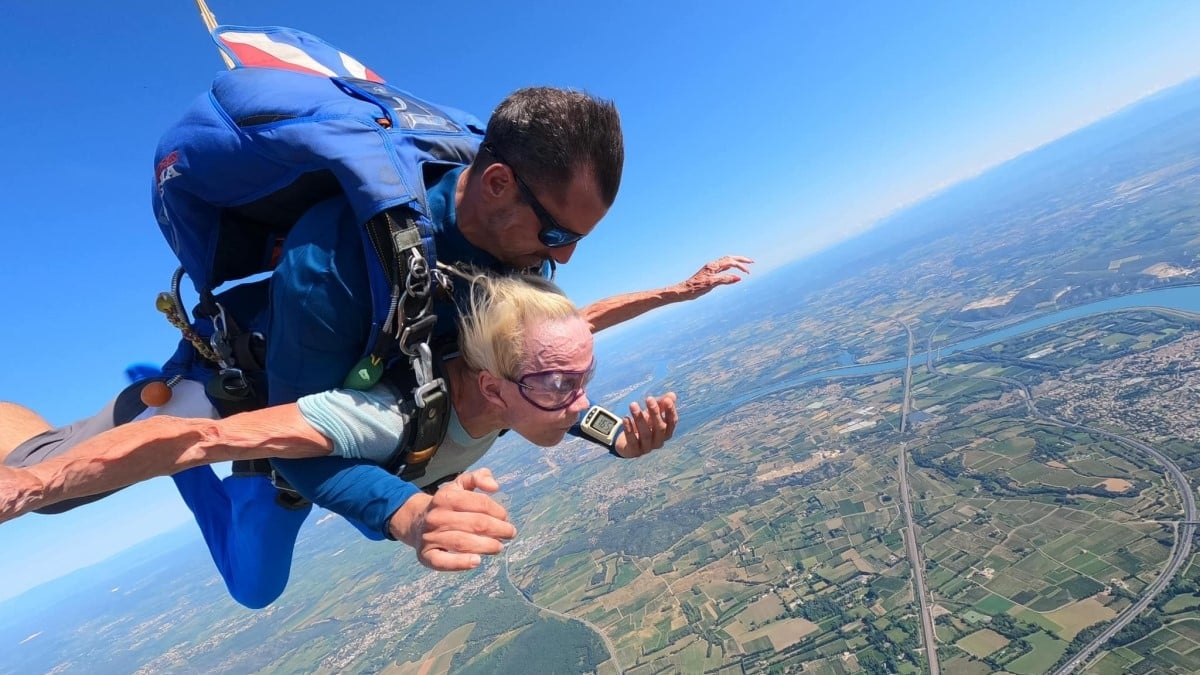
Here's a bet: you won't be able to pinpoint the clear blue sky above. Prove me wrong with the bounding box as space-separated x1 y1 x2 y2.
2 0 1199 602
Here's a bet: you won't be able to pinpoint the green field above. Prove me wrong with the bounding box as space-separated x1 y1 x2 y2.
974 594 1016 615
957 628 1009 658
1006 632 1069 674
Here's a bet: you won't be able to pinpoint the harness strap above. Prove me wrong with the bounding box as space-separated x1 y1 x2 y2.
387 341 453 482
360 208 452 483
156 266 269 411
397 384 450 481
232 332 267 372
232 459 310 510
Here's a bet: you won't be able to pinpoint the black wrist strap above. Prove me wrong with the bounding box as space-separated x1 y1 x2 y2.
568 424 624 456
568 405 625 457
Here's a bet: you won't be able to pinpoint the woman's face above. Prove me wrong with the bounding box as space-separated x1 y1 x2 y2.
502 316 594 446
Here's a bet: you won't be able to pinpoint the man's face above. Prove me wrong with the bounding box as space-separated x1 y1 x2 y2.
485 166 609 270
502 316 594 446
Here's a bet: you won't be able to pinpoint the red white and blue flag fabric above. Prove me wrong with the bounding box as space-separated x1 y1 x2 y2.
213 26 384 83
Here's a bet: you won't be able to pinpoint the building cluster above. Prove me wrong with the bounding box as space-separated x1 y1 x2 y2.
1038 332 1200 444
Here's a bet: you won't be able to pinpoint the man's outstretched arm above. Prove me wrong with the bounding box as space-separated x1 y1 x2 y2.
580 255 753 333
0 405 331 523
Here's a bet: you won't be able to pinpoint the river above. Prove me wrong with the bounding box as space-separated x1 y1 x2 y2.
679 285 1200 424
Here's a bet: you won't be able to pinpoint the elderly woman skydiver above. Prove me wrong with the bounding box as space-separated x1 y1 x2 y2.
0 273 677 608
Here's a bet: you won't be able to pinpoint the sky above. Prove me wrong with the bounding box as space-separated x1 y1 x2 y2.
2 0 1200 603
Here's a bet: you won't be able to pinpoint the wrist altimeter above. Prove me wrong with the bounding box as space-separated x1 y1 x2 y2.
573 405 623 450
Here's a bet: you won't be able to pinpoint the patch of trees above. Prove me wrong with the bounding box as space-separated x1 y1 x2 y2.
401 597 540 670
1109 610 1163 647
910 447 966 479
795 596 842 623
911 448 1144 501
857 647 894 675
938 455 967 479
858 621 918 675
453 618 606 675
444 597 537 646
595 482 784 557
1154 577 1200 611
529 535 598 578
984 638 1032 670
606 497 642 523
989 613 1037 639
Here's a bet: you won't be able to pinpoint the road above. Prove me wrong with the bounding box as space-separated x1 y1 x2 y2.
897 441 942 675
894 319 941 675
1039 403 1195 673
926 353 1196 675
898 320 916 434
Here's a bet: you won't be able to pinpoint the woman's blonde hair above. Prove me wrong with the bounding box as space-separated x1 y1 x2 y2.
457 272 579 378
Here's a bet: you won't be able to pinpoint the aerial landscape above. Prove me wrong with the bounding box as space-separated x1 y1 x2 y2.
5 62 1200 675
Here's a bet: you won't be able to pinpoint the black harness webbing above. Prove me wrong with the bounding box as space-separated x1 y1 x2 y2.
362 208 452 483
386 340 454 482
178 207 455 508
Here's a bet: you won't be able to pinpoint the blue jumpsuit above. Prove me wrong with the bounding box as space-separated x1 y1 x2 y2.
169 167 518 608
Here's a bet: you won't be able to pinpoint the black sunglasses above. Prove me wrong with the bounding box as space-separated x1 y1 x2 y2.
482 143 585 248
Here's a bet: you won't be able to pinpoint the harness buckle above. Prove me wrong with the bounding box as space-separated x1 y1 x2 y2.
405 445 438 464
268 469 310 510
404 252 432 298
413 377 446 408
398 315 437 357
207 367 251 401
209 302 235 370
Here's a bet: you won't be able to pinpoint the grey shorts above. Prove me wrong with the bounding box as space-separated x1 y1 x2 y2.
6 379 217 513
5 382 150 470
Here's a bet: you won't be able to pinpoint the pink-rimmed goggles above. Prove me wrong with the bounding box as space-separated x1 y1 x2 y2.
511 360 596 411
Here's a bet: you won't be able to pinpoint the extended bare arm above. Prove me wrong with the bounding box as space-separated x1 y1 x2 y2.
0 405 331 523
580 255 753 332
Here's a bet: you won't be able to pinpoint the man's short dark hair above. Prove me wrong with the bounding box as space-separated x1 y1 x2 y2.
476 87 623 206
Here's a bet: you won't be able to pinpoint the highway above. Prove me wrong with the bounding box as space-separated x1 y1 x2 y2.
897 442 941 675
899 320 916 434
895 319 941 675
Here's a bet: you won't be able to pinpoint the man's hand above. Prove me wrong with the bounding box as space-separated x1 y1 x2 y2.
0 465 44 525
615 392 678 458
388 468 516 571
676 255 754 299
